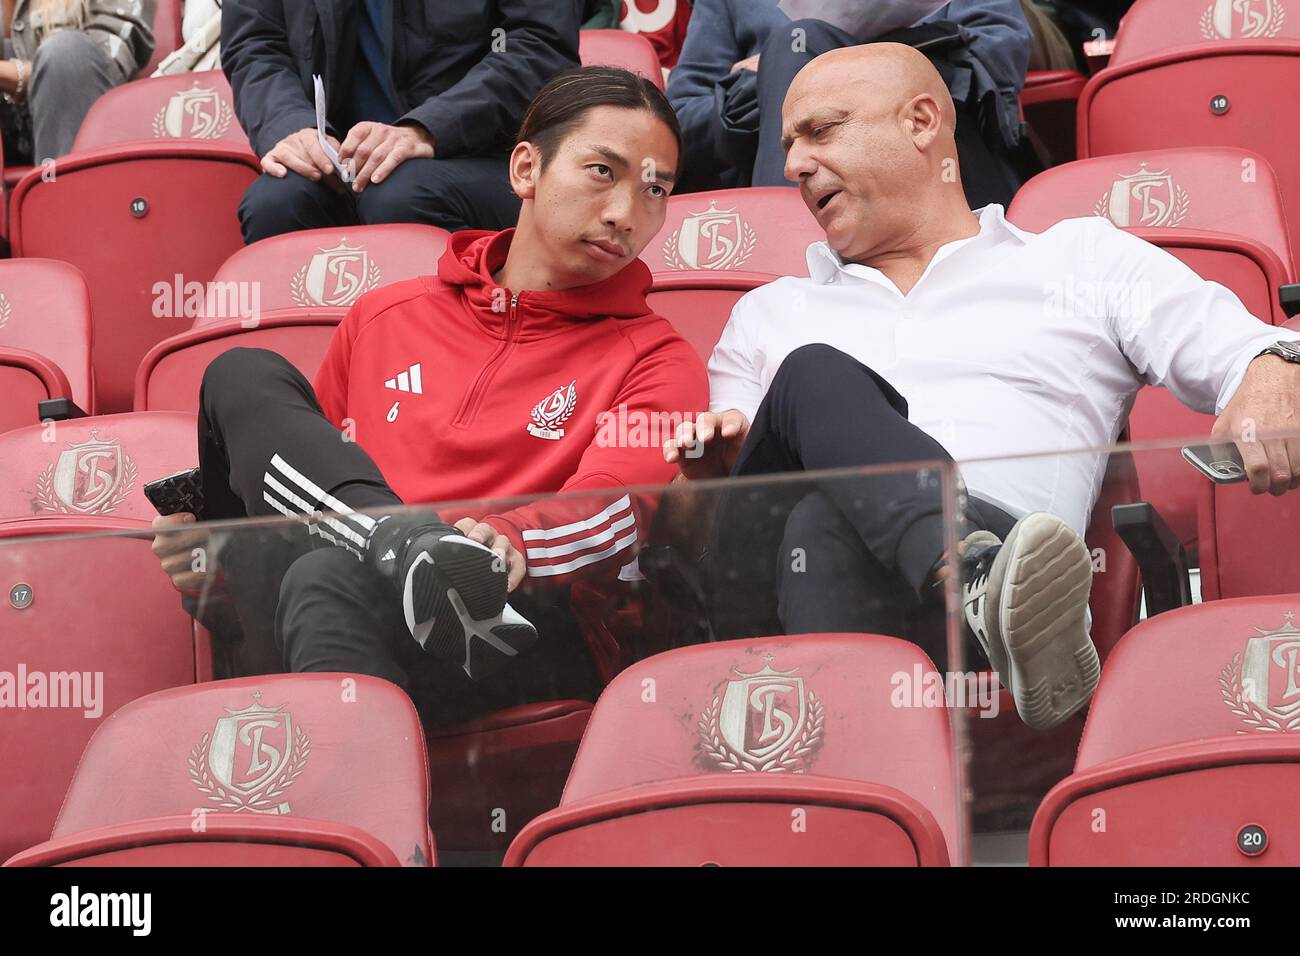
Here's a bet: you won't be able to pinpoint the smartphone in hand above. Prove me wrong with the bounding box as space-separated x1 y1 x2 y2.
1181 443 1247 484
143 467 205 517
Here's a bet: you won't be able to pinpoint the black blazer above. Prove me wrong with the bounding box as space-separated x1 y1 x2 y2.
222 0 581 158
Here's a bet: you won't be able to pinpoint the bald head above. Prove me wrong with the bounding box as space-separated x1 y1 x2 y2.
780 43 971 264
782 44 957 152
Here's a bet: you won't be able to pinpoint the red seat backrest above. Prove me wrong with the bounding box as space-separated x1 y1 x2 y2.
1008 146 1294 273
0 412 196 521
1076 594 1300 767
44 674 432 865
10 142 262 413
206 224 450 319
1110 0 1300 65
646 271 772 364
642 188 824 276
138 0 184 79
579 29 664 89
558 633 960 858
0 516 201 862
0 259 94 415
74 71 249 151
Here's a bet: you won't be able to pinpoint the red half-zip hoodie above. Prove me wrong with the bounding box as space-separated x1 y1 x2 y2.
313 228 707 584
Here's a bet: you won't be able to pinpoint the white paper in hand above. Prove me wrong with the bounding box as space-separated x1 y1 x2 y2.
313 73 353 184
777 0 949 42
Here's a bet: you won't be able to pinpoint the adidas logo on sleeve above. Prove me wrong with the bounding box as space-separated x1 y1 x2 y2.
384 362 423 394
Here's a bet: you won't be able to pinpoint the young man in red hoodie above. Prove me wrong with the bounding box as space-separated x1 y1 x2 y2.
152 68 707 723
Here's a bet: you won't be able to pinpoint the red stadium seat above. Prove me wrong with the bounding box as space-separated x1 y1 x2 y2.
1021 69 1089 165
1030 594 1300 865
642 187 824 277
203 223 450 315
579 29 665 89
137 308 346 413
647 271 772 362
139 0 184 79
1080 25 1300 270
1109 0 1300 65
0 412 196 521
135 224 451 412
1009 146 1294 545
0 260 94 427
425 700 593 853
9 142 262 413
73 70 250 151
0 515 204 863
5 673 433 867
505 634 958 866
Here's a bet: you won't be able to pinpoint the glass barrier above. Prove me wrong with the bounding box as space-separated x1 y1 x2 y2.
2 428 1298 866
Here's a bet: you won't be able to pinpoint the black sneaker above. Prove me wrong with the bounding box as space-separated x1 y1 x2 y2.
368 517 538 680
959 512 1099 730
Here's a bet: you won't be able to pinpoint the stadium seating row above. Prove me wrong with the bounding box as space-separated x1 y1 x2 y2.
5 586 1298 866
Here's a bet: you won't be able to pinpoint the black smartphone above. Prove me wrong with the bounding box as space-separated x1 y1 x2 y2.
1181 443 1248 484
143 467 206 517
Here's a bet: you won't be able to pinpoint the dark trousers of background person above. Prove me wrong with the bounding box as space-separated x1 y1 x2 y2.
237 154 521 244
702 344 1016 667
751 17 1022 209
0 32 126 163
187 348 601 726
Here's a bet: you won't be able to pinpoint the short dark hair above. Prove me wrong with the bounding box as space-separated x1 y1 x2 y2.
516 66 683 177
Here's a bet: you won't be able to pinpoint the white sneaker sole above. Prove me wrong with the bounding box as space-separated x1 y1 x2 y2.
994 512 1099 730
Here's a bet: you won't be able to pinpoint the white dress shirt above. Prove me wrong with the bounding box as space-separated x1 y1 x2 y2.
708 205 1299 534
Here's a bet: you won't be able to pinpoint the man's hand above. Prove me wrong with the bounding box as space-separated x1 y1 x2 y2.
261 128 343 187
454 518 526 592
338 122 434 193
663 410 750 481
731 54 761 74
1212 353 1300 496
151 513 212 594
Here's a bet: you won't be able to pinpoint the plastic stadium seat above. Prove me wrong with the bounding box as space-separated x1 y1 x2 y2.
579 29 664 89
1030 594 1300 865
0 412 196 521
136 307 346 413
425 700 593 853
642 188 824 277
647 271 772 362
0 515 204 863
1021 69 1089 165
10 142 262 413
1009 146 1294 546
140 0 184 80
1108 0 1300 65
135 224 451 412
5 674 433 867
203 223 450 314
74 70 249 151
0 260 94 428
1080 21 1300 269
505 634 958 866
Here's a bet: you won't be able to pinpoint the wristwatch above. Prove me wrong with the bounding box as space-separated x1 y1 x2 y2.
1256 340 1300 364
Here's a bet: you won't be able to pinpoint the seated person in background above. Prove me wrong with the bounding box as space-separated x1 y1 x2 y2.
664 44 1300 731
584 0 692 75
222 0 579 244
667 0 1031 207
153 68 707 726
0 0 155 161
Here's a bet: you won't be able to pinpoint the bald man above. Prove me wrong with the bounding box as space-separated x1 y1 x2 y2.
665 45 1300 730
